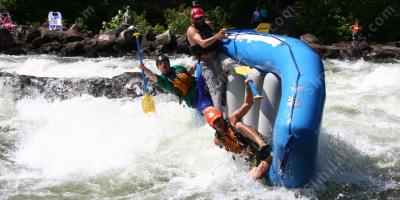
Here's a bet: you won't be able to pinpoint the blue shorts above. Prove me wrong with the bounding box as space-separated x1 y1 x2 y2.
192 63 213 112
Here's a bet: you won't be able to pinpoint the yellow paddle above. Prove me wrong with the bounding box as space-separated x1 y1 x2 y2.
255 22 270 33
234 66 263 99
134 32 156 113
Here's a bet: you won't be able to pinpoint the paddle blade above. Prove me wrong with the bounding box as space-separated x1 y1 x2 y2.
234 66 252 76
234 66 264 100
255 23 270 33
142 93 156 113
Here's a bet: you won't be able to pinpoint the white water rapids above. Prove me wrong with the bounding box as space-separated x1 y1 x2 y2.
0 55 399 199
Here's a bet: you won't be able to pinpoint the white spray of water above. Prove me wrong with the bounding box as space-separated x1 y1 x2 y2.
1 55 399 199
1 94 304 199
316 59 400 190
0 54 196 78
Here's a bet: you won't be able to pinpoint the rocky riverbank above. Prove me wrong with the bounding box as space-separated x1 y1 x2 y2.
300 33 400 60
0 25 190 58
1 26 399 60
0 71 163 101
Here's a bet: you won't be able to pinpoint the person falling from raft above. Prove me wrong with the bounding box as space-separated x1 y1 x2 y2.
186 7 238 113
138 54 213 112
203 79 272 180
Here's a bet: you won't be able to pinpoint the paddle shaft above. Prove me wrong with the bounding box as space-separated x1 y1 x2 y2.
243 74 263 99
134 34 148 93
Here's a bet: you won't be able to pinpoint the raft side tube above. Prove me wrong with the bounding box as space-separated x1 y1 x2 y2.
222 30 325 187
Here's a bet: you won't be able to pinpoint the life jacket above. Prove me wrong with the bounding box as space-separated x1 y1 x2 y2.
167 68 195 98
215 119 249 154
189 23 221 58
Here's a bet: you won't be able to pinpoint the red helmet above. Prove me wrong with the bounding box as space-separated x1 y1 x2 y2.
191 7 205 20
204 107 222 125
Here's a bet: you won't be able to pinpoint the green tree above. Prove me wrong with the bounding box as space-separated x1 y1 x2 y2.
296 0 400 42
164 6 191 35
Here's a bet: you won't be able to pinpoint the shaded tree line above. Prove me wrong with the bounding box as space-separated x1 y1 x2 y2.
1 0 399 42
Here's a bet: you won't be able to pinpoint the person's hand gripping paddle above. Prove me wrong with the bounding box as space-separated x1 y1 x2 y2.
134 33 156 113
234 66 263 99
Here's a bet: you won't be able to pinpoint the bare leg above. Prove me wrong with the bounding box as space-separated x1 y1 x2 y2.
249 155 272 180
213 137 221 146
235 122 266 149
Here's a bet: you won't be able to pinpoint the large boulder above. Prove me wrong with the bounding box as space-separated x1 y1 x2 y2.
63 29 86 43
386 41 400 48
341 46 362 59
81 38 100 57
40 28 65 38
1 47 26 55
366 45 400 60
95 39 121 57
98 33 117 42
32 29 63 48
0 71 163 100
62 41 85 56
176 35 190 55
300 33 320 44
14 25 41 42
0 29 17 52
140 31 157 52
308 44 342 59
100 24 135 38
115 28 136 51
152 30 177 52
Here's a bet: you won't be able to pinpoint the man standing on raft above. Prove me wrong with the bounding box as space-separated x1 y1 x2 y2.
186 7 238 113
204 79 272 180
139 54 212 112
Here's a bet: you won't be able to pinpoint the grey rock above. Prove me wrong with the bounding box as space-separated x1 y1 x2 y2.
300 33 320 44
0 29 16 51
0 72 163 100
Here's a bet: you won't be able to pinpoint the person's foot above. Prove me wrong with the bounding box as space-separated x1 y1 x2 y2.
258 141 267 150
249 160 270 180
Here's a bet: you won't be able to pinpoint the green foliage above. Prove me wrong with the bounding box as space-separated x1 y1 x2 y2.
101 10 124 33
1 0 399 42
0 0 16 11
101 9 166 35
74 17 89 32
164 6 191 35
295 0 400 42
133 11 166 35
206 6 232 30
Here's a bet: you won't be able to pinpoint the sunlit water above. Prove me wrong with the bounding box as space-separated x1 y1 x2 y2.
0 55 399 199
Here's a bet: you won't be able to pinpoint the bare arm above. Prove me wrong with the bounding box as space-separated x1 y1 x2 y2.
138 63 158 83
230 78 254 125
186 26 226 48
188 64 196 75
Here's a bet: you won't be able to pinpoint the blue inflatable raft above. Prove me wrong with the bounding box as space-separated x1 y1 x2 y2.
222 30 326 187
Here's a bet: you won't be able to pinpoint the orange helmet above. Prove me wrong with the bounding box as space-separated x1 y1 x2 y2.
191 7 205 20
204 106 222 125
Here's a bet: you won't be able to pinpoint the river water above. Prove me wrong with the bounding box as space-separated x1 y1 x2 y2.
0 55 399 199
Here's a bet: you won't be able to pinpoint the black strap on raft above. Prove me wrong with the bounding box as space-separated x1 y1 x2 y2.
279 134 295 176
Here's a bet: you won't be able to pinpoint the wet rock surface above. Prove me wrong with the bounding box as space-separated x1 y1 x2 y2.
301 34 400 60
0 71 164 101
1 26 399 60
